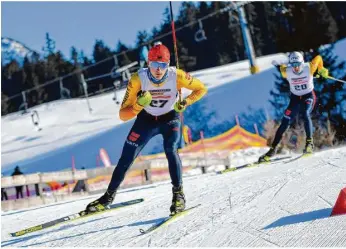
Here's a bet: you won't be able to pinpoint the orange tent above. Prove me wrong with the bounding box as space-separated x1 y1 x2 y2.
137 125 266 161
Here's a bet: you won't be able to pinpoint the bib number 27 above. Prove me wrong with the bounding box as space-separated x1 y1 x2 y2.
150 100 168 108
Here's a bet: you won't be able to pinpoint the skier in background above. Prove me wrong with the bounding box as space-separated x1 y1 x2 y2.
85 43 207 215
259 51 329 163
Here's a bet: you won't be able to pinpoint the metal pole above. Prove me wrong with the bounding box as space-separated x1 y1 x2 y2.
237 6 259 74
21 91 28 113
80 74 93 113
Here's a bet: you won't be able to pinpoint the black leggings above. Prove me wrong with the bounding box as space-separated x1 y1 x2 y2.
107 110 183 191
272 91 316 147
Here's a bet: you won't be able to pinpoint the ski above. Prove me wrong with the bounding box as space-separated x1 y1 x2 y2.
218 156 292 174
284 152 313 164
10 198 144 237
139 204 201 235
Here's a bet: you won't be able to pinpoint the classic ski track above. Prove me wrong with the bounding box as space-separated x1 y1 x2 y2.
2 147 346 247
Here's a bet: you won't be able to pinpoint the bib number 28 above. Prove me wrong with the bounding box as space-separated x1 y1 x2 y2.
294 84 307 91
150 100 168 108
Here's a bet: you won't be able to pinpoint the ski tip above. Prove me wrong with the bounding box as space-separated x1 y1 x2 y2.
9 231 24 237
218 168 237 174
131 198 145 203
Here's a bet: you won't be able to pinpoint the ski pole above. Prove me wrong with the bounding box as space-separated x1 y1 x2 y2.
169 1 185 150
327 76 346 84
315 74 346 84
169 1 182 102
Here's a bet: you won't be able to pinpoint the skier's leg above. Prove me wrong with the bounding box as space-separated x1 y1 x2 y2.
162 118 183 188
107 121 159 191
302 91 316 153
302 92 315 139
259 95 300 162
272 96 300 148
161 113 185 214
86 116 159 212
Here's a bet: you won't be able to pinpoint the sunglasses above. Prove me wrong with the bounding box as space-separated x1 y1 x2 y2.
149 61 169 70
291 62 302 67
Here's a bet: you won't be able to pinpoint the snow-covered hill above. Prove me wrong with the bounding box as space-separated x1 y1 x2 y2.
1 147 345 247
0 53 287 174
1 37 39 65
1 38 346 175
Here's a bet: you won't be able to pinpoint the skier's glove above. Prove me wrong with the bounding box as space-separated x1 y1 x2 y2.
318 67 329 79
174 100 187 113
137 91 152 107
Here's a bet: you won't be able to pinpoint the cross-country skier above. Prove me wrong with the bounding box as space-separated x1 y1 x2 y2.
259 51 329 163
85 43 207 215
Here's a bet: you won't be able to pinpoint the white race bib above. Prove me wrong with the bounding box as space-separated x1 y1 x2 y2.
138 67 178 116
286 63 314 96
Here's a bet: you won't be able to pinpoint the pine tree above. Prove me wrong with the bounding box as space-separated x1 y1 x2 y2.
193 1 219 69
184 99 218 141
115 40 131 66
245 2 266 57
325 2 346 39
42 32 56 57
92 40 113 63
269 66 290 118
70 46 79 66
1 92 10 115
307 44 346 140
275 2 339 51
135 30 150 47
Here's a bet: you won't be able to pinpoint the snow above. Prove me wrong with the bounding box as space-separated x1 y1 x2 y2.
2 38 346 174
1 38 346 247
1 37 37 66
0 53 287 174
1 147 346 247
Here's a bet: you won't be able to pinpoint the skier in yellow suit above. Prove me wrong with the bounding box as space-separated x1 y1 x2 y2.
86 43 207 215
259 51 329 162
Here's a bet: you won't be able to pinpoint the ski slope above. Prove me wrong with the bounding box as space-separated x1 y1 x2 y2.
0 53 287 174
2 38 346 175
1 147 346 247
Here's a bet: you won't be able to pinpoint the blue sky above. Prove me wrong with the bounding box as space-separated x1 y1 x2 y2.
1 1 182 59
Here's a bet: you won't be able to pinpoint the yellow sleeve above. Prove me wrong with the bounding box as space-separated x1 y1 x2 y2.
280 65 287 79
176 69 207 106
119 72 144 121
309 55 324 75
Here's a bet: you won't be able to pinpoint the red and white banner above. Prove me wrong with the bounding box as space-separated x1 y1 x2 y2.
99 148 111 167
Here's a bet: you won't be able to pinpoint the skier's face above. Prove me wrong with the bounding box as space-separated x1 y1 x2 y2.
292 62 303 74
149 61 169 80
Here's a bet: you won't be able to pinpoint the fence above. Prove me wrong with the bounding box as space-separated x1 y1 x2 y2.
2 57 140 116
1 154 231 211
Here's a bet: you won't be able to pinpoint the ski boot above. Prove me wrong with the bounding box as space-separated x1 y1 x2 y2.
303 138 314 154
85 190 116 213
258 146 277 163
170 186 186 216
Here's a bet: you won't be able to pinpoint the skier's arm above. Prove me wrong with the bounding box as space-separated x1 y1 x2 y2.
309 55 324 75
176 69 207 106
279 65 288 79
119 73 144 121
